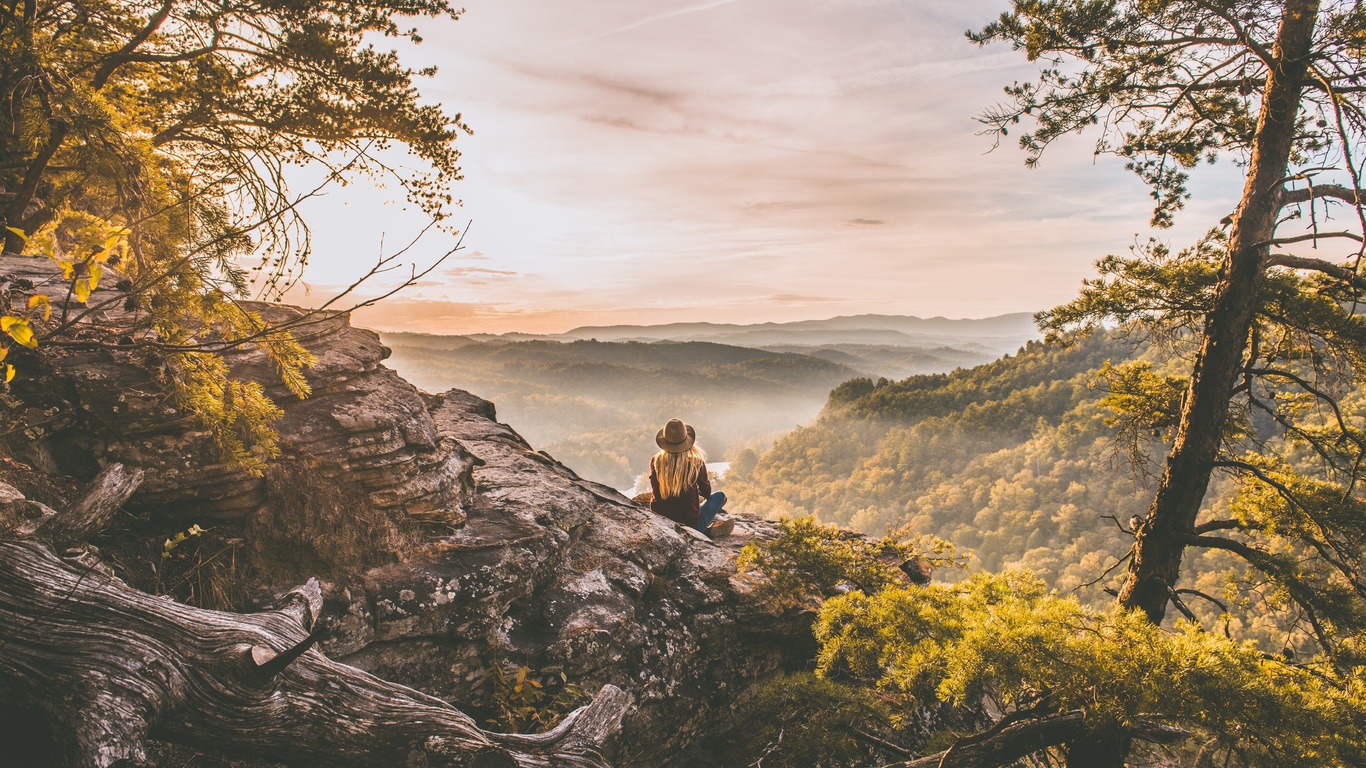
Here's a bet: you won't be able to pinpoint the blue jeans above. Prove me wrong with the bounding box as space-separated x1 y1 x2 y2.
696 492 726 532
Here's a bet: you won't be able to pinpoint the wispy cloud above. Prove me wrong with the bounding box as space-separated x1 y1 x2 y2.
580 0 746 41
767 293 844 304
292 0 1247 335
441 266 519 279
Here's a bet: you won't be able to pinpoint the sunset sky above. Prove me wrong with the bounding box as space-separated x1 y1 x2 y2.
294 0 1247 334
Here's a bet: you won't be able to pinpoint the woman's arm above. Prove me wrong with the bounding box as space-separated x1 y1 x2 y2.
697 462 711 499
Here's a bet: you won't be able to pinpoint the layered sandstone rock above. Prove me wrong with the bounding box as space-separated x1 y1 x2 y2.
1 255 472 532
333 389 812 765
0 255 814 767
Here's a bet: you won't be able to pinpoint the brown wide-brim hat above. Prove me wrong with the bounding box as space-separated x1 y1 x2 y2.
656 418 696 453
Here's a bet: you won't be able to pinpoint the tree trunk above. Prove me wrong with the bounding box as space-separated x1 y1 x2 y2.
1116 0 1322 624
0 465 631 768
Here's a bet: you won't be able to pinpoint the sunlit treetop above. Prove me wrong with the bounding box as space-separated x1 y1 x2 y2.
0 0 471 471
2 0 469 293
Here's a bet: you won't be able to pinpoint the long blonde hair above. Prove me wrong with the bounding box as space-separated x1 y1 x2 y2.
652 445 707 499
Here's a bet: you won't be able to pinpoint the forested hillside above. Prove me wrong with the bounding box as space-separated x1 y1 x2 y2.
728 334 1165 593
382 334 862 488
759 343 993 380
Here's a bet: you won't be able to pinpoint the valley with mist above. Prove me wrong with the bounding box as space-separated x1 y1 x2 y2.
381 312 1039 491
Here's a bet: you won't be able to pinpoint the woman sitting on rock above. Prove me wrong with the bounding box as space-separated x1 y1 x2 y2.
647 418 732 537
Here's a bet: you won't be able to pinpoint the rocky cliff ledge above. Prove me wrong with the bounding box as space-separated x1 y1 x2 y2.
0 260 813 767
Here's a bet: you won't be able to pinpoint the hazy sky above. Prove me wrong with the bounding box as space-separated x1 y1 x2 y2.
292 0 1246 334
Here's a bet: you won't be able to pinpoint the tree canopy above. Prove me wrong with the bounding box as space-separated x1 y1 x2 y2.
0 0 469 469
974 1 1366 763
731 520 1366 768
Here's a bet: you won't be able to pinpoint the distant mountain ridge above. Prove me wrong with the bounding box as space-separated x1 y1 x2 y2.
452 312 1041 356
559 312 1038 340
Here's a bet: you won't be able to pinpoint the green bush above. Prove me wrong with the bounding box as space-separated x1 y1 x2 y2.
716 673 894 768
736 516 962 610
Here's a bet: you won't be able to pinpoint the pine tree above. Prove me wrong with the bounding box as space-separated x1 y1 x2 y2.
739 4 1366 766
972 1 1366 763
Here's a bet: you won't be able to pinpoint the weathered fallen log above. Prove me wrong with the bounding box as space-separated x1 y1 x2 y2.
34 463 144 546
0 465 632 768
0 463 143 544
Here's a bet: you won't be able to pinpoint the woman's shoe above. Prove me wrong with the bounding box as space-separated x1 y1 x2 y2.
707 518 734 538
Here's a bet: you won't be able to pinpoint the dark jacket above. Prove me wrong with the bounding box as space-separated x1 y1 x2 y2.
649 459 711 527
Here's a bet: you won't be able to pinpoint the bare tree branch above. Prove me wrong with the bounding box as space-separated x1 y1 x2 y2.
1281 183 1366 206
1258 230 1365 248
1244 366 1356 438
32 464 144 547
1264 253 1366 288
